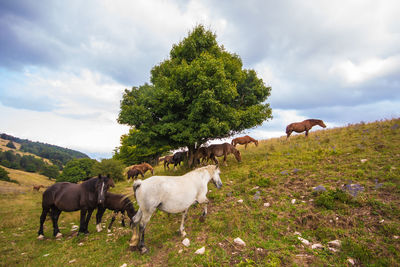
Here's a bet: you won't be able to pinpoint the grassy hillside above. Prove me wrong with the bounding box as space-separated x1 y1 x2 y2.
0 118 399 266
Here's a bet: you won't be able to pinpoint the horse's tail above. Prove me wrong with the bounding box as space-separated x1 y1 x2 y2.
231 139 234 145
286 124 291 134
132 208 143 224
133 180 142 193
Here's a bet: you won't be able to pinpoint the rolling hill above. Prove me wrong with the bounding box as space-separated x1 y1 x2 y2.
0 118 399 266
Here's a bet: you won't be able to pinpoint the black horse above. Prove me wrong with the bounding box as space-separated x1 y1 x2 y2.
172 151 187 169
95 192 136 231
38 174 115 239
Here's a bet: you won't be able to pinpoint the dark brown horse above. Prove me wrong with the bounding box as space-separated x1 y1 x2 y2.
206 143 241 166
127 168 144 180
193 147 209 166
37 174 115 239
231 135 259 149
33 185 45 191
286 119 327 139
95 192 136 231
163 155 174 170
128 163 154 176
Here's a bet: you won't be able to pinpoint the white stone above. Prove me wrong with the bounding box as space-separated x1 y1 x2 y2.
328 240 341 248
38 235 45 240
347 258 355 265
360 159 368 163
69 259 76 263
182 238 190 247
328 247 338 253
107 233 113 237
311 243 323 249
178 249 183 253
394 235 399 239
234 237 246 246
43 254 50 257
195 247 205 255
21 252 26 255
291 199 296 204
107 229 111 233
263 202 270 207
120 264 127 267
237 199 243 203
297 237 310 246
56 232 63 239
294 231 301 236
78 242 84 246
256 248 263 252
379 219 384 223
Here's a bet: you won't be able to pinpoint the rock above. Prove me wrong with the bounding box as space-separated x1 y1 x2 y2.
43 254 50 257
347 258 355 265
56 232 62 239
360 159 368 163
21 252 26 255
280 171 288 175
78 242 84 246
291 199 296 204
313 185 326 192
311 243 323 249
297 237 310 246
107 233 113 237
226 192 232 197
328 247 338 253
379 219 385 223
328 240 341 248
250 186 259 191
195 247 205 255
263 202 270 207
234 237 246 246
107 229 111 233
393 235 399 239
237 199 243 203
182 238 190 247
38 235 45 240
120 264 127 267
69 259 76 264
71 225 79 231
181 231 187 237
256 248 263 252
294 231 301 236
178 249 183 253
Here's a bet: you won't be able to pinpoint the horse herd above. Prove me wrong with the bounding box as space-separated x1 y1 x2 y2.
36 119 327 253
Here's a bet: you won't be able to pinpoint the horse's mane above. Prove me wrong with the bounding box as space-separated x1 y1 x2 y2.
305 119 323 123
81 177 98 192
189 165 217 176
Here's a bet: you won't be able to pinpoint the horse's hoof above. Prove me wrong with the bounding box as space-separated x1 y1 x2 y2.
140 246 148 254
129 245 137 252
38 234 45 240
56 232 63 239
199 216 205 223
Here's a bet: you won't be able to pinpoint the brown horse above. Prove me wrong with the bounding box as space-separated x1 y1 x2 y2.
163 155 174 170
193 147 209 165
37 174 115 239
33 185 45 191
206 143 241 166
128 163 154 176
231 135 259 149
95 192 136 231
127 168 144 180
286 119 327 139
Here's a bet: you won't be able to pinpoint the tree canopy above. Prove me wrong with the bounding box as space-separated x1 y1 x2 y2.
117 25 272 164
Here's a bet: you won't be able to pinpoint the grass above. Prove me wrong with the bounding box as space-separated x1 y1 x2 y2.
0 118 399 266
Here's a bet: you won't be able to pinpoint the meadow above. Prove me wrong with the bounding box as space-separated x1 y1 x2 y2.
0 118 399 266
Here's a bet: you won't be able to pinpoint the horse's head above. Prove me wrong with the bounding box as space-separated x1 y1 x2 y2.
233 148 242 162
319 120 327 128
96 174 115 205
255 140 259 147
210 165 222 189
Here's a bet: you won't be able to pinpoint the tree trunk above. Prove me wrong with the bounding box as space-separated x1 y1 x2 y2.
187 144 196 168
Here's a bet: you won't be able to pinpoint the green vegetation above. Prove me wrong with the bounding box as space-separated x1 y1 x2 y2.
56 158 97 183
0 133 89 167
0 118 399 266
0 166 18 184
116 25 272 165
92 158 125 182
6 141 16 149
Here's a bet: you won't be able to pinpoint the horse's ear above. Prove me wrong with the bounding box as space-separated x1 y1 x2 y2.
98 174 102 179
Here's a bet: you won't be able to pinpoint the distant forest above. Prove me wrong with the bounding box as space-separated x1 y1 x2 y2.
0 133 89 168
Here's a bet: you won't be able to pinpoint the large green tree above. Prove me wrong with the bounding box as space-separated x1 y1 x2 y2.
117 25 272 165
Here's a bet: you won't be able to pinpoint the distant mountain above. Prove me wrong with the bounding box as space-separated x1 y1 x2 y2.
0 133 89 167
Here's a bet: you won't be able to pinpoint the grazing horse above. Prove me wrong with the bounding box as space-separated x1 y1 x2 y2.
286 119 327 139
163 155 174 170
231 135 259 149
127 168 144 180
129 165 222 254
37 175 115 239
95 192 136 231
193 147 209 166
33 185 45 191
206 143 241 166
172 151 187 169
128 163 154 176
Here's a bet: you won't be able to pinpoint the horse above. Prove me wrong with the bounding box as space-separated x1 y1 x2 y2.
37 174 115 239
33 185 45 191
193 147 209 166
127 168 144 180
129 165 222 254
95 192 136 232
172 151 187 169
286 119 327 139
206 143 241 166
163 155 174 170
231 135 259 149
128 163 154 176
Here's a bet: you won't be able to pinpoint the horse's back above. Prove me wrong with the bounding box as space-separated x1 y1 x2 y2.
42 182 82 211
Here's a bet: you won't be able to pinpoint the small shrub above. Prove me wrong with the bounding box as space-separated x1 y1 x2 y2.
0 166 18 184
6 141 16 149
315 189 353 210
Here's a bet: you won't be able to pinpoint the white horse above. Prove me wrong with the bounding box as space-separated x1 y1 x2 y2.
129 165 222 254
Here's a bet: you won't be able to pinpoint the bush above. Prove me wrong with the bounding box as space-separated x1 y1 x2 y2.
6 141 16 149
57 158 97 183
315 189 353 210
91 158 125 182
0 166 18 184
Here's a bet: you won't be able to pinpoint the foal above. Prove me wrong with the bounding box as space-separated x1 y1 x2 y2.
206 143 241 166
231 135 259 149
127 168 144 180
286 119 327 139
129 165 222 254
95 192 136 231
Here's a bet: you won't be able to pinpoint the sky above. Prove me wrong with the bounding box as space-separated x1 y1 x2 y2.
1 0 399 159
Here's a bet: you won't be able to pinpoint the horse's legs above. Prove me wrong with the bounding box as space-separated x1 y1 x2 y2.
138 212 152 254
50 207 62 237
305 130 309 137
245 143 248 149
286 131 292 139
223 153 228 166
121 211 126 227
108 211 118 229
83 209 94 234
96 207 106 232
78 209 87 234
38 207 49 238
179 209 188 237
